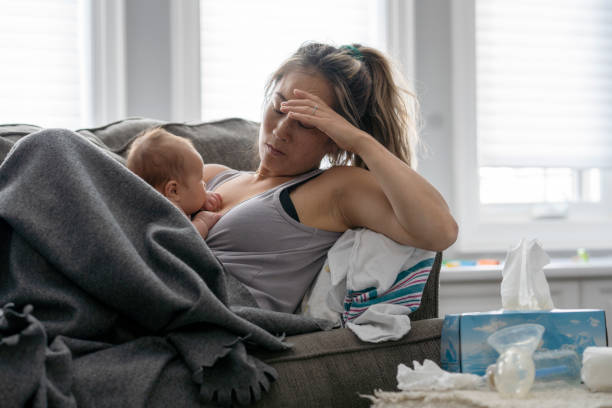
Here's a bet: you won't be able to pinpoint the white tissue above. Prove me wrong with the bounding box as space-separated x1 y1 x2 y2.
345 303 411 343
501 238 555 310
396 359 483 391
581 346 612 392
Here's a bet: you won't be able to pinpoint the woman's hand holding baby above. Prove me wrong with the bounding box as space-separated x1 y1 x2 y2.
192 192 223 239
191 210 222 239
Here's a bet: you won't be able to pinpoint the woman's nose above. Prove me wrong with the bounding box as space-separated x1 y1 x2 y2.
273 115 291 141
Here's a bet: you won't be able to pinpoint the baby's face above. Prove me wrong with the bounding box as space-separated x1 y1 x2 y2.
177 146 208 216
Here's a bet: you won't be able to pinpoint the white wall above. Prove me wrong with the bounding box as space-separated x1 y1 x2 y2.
413 0 454 215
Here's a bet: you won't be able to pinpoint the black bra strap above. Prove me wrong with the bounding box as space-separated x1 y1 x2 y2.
279 187 299 221
279 172 323 222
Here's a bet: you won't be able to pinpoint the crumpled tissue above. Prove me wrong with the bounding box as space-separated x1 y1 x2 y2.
397 359 483 391
501 238 555 310
581 346 612 392
345 303 411 343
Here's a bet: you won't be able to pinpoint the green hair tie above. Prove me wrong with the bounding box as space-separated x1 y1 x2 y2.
340 45 363 61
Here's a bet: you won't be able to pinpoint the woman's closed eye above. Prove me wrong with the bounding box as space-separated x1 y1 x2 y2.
273 103 315 129
297 121 315 130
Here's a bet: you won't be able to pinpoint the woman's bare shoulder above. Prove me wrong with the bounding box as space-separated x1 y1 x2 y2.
319 165 375 188
203 163 232 182
292 165 379 232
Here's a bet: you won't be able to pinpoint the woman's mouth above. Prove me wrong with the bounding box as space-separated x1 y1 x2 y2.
265 143 285 156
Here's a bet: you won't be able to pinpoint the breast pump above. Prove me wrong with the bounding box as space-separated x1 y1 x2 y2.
486 323 581 397
486 323 544 397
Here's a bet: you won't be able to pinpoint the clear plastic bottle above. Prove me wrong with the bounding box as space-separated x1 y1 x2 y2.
533 349 581 386
486 348 582 394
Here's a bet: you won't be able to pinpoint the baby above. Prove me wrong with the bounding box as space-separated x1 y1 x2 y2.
127 127 221 239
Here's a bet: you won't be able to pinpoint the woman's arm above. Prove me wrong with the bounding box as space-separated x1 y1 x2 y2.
282 89 458 251
339 138 457 251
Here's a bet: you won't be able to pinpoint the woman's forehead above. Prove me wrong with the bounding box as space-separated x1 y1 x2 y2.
275 70 336 106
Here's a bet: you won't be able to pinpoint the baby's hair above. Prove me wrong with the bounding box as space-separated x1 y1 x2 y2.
126 127 196 189
265 42 420 169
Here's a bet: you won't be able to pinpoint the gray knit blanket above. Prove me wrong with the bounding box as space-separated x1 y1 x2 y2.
0 129 330 407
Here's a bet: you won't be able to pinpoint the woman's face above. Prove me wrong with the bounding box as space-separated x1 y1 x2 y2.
258 70 337 177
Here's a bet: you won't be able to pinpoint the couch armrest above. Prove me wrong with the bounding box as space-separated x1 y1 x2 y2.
252 318 444 408
409 251 442 321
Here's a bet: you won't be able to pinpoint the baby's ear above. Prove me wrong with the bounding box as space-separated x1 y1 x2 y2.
162 180 179 200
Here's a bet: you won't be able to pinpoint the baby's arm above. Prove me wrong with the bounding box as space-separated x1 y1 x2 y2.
191 210 222 239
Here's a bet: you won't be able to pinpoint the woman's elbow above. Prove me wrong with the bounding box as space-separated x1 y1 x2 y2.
440 218 459 251
428 217 459 252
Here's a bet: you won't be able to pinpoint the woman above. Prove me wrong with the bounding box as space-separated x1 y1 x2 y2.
202 43 458 313
0 42 457 407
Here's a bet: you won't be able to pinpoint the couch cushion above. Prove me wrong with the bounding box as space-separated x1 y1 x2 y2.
0 124 44 163
76 117 166 165
0 123 43 139
163 118 260 171
251 318 444 408
0 117 261 171
79 117 260 171
76 117 167 155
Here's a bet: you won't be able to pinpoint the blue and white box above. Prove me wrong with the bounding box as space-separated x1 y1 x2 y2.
441 309 608 375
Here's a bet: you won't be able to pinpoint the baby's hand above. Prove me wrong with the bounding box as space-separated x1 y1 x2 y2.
202 192 223 212
192 210 222 239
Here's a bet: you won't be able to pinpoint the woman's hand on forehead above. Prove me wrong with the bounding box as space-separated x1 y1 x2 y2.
279 89 370 155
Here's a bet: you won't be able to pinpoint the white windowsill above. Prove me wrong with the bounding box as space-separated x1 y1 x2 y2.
441 257 612 282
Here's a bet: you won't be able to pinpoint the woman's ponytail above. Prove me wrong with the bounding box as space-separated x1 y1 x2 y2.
358 46 420 169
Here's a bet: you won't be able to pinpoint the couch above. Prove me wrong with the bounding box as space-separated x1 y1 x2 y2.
0 117 444 408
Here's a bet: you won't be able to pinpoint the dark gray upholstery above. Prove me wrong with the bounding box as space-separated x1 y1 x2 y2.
410 251 442 321
74 117 260 170
0 117 444 407
253 319 443 408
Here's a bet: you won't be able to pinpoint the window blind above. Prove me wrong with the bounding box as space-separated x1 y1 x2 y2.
0 0 87 129
475 0 612 168
199 0 381 122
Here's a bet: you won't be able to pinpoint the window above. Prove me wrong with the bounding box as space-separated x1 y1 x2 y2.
452 0 612 252
199 0 387 122
0 0 90 129
0 0 125 129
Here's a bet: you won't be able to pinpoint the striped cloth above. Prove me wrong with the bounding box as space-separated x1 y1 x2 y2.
342 257 434 323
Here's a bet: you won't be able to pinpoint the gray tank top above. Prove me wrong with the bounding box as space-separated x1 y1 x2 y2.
206 168 342 313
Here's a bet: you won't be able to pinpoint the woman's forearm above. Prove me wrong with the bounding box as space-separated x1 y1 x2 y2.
354 132 458 250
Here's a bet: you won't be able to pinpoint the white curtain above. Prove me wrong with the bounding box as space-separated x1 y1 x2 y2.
476 0 612 168
0 0 89 129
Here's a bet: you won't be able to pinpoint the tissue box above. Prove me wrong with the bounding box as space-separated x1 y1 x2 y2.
441 309 608 375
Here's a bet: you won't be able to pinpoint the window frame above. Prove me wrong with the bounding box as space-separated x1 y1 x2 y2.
451 0 612 253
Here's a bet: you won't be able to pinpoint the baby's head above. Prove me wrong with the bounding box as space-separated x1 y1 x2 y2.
127 128 207 216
